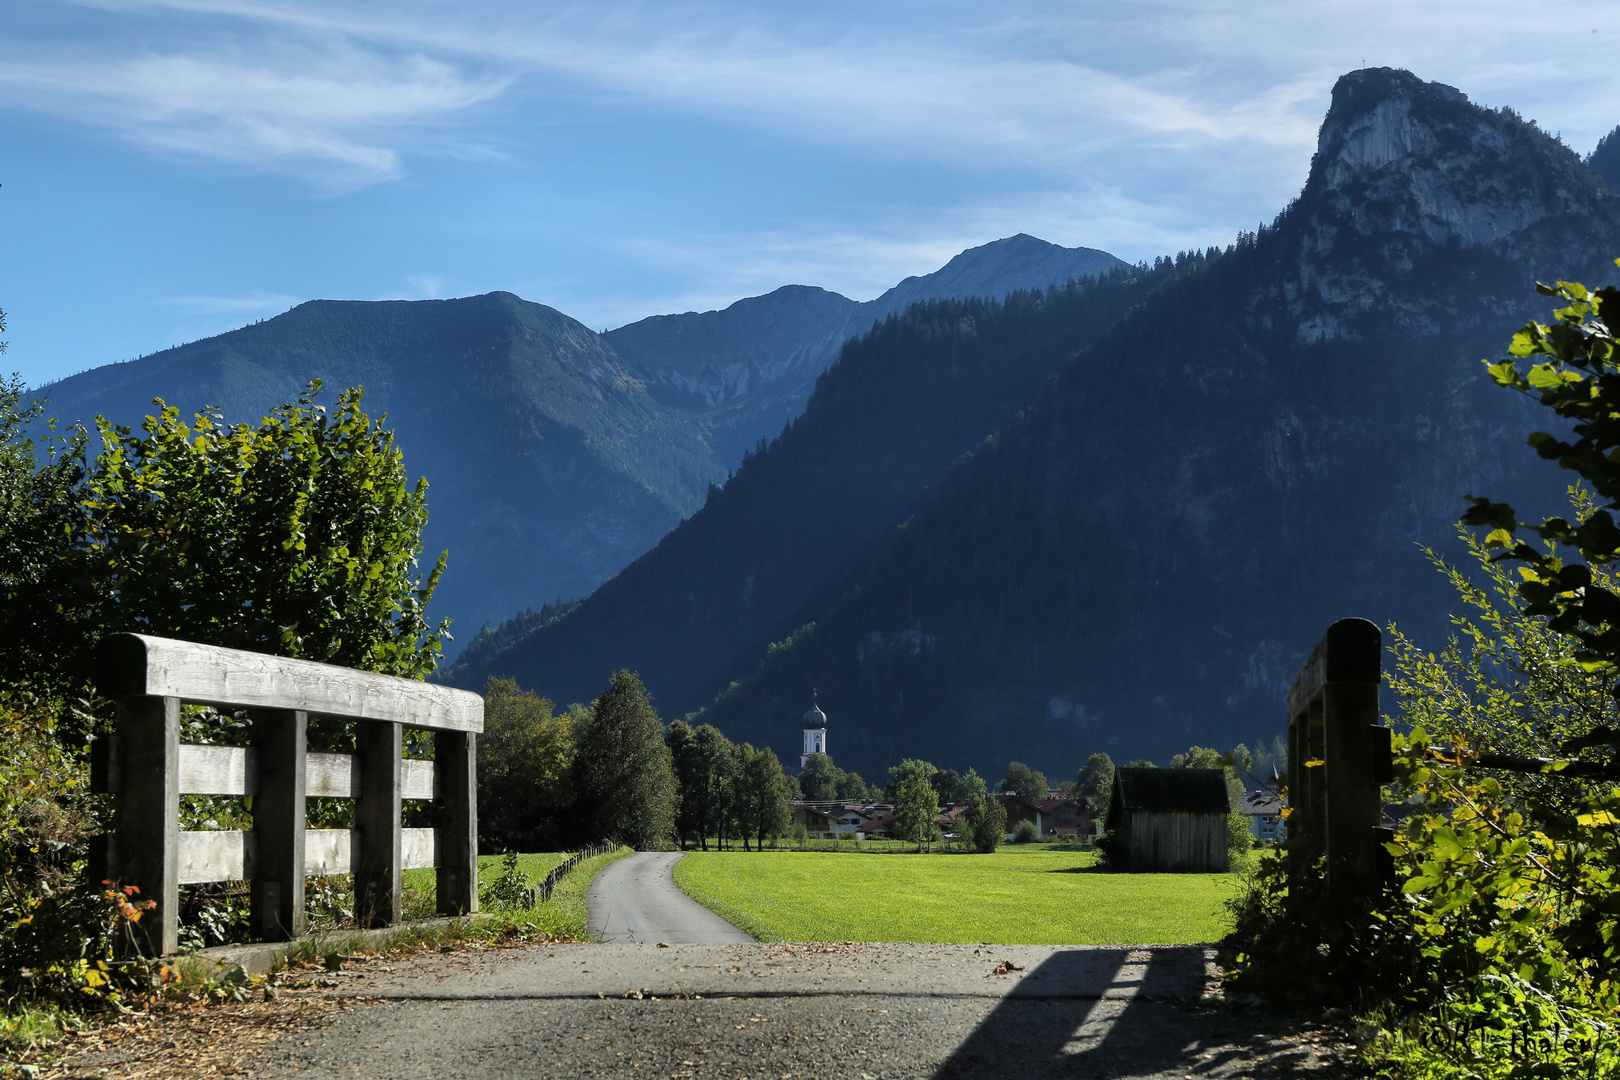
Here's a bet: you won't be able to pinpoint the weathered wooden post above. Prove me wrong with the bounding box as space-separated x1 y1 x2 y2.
1285 618 1393 897
355 720 403 928
251 708 307 941
114 695 180 957
435 730 478 916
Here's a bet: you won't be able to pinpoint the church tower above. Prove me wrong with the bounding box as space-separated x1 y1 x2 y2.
800 696 828 769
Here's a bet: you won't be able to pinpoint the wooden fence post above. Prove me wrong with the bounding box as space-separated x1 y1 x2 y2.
435 730 478 915
251 709 307 941
354 720 403 927
115 696 180 957
1286 618 1388 898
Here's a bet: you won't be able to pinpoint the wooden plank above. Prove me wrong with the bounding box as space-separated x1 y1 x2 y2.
306 753 359 798
153 827 442 889
402 758 436 801
1286 618 1381 718
434 731 477 915
402 828 437 871
251 709 306 941
304 830 353 876
354 722 402 927
116 697 180 956
94 633 483 734
178 744 258 796
178 830 253 884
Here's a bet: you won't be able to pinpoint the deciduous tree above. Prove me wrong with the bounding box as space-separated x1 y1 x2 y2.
477 677 574 852
572 670 676 850
997 761 1048 802
889 759 940 851
1075 752 1114 815
1 381 448 698
961 795 1006 853
731 744 791 850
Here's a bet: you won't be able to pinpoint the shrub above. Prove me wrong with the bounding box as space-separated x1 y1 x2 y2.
1012 819 1039 844
962 797 1006 853
1226 812 1254 865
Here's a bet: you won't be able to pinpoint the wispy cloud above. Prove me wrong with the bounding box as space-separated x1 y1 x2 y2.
0 22 506 187
8 0 1612 192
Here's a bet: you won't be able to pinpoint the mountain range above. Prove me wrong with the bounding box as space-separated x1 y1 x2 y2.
450 69 1620 781
26 235 1123 650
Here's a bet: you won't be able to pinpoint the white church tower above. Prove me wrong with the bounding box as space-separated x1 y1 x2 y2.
800 696 828 769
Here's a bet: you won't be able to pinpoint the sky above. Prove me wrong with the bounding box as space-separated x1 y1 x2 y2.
3 0 1617 389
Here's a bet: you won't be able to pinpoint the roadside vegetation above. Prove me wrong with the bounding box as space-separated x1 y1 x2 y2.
1227 269 1620 1079
673 846 1239 944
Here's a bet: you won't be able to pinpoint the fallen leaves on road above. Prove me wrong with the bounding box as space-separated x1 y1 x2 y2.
992 960 1025 975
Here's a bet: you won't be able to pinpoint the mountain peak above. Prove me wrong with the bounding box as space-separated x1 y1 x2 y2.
1305 67 1601 248
870 235 1127 318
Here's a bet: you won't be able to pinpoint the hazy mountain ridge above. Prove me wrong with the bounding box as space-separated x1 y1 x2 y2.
442 263 1173 706
30 292 717 645
605 236 1128 468
679 69 1620 780
30 241 1128 653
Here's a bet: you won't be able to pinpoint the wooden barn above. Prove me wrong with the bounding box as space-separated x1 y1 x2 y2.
1107 767 1230 872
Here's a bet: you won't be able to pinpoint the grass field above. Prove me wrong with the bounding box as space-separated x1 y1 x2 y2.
399 846 632 937
672 847 1242 944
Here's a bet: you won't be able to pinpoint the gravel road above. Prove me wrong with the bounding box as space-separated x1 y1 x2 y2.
218 940 1346 1079
587 852 755 944
60 856 1348 1078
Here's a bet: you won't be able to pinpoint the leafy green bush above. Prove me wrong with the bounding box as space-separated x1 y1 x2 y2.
962 796 1006 853
480 851 539 911
1012 819 1039 844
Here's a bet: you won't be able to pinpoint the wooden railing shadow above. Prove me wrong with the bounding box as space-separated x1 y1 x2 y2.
929 948 1227 1078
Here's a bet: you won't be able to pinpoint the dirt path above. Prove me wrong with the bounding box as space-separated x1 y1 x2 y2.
587 852 755 944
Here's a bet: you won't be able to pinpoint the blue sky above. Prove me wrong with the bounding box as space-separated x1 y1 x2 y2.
3 0 1617 388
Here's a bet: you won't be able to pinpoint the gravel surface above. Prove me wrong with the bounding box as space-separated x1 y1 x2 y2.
588 852 755 945
38 856 1351 1078
215 941 1349 1079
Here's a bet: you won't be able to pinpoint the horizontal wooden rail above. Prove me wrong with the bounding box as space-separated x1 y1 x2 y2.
95 633 483 733
176 828 439 885
1425 747 1620 782
99 742 437 799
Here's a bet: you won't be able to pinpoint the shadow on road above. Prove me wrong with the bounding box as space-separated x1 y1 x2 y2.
931 948 1317 1079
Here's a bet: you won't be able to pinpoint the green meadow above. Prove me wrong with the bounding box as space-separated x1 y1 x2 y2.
672 847 1242 945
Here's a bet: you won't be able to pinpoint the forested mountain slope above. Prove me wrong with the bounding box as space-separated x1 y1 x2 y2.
29 292 719 643
606 235 1126 466
444 263 1174 706
690 68 1620 779
31 240 1124 652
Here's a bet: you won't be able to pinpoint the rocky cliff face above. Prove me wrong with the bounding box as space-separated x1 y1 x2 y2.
686 70 1620 780
1274 69 1612 346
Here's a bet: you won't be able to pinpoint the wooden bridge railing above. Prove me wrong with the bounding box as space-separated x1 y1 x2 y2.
1285 618 1393 898
88 633 484 956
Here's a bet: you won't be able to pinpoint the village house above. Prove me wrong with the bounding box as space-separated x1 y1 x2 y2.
994 794 1092 839
791 801 883 839
1238 787 1285 842
1031 797 1093 838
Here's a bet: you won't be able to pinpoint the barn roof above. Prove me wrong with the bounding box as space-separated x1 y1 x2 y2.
1113 768 1230 814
